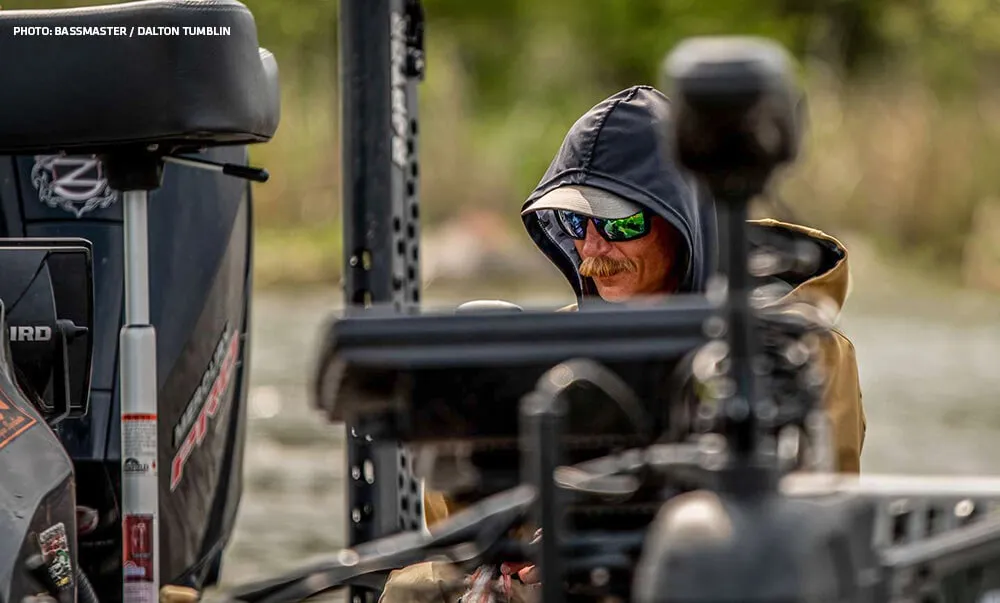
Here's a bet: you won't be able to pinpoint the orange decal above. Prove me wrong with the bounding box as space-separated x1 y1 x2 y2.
0 392 37 451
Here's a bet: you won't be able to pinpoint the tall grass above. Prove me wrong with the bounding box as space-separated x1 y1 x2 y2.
781 67 1000 276
248 49 1000 289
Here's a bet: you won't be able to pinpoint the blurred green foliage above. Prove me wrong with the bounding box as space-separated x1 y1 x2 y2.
6 0 1000 285
13 0 999 101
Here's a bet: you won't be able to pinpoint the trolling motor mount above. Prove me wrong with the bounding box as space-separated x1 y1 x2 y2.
664 36 802 198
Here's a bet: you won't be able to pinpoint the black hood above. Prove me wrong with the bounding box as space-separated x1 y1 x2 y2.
521 86 717 303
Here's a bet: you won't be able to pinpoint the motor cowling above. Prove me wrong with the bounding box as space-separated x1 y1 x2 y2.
0 239 93 426
0 297 79 603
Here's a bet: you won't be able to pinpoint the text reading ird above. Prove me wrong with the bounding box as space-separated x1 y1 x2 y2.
9 326 52 342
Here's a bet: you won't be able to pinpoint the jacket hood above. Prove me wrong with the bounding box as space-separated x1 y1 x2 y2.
749 218 852 322
521 86 717 304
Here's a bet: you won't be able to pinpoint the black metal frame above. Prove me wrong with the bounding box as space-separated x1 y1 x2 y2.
338 0 426 601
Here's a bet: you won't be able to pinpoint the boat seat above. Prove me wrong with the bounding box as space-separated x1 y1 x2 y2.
0 0 279 155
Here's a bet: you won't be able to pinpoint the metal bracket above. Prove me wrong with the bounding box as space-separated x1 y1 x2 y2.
339 0 425 601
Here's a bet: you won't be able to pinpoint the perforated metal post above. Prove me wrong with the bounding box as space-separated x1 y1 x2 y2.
339 0 425 601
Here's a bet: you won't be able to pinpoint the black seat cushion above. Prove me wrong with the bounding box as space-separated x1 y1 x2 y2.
0 0 280 155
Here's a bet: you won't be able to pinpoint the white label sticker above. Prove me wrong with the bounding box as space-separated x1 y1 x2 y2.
124 583 156 603
123 415 157 475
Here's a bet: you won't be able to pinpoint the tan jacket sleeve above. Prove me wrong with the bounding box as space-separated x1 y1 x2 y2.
821 329 866 473
423 489 456 528
379 561 541 603
378 562 465 603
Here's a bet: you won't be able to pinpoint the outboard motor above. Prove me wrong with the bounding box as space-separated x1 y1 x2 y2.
0 242 92 603
0 148 255 601
0 1 280 602
3 146 254 597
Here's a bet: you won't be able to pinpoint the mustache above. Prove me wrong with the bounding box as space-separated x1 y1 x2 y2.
578 256 637 277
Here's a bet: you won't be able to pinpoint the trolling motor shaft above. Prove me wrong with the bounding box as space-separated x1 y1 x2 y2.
632 37 815 603
664 36 803 469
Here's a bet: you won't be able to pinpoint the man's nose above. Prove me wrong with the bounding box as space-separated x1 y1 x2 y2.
580 220 611 255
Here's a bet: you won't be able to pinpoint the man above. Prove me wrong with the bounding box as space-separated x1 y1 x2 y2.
384 85 866 602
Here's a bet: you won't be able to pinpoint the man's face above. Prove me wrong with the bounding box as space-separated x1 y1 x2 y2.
573 214 680 301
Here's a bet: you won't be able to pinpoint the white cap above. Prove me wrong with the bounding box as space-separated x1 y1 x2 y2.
521 185 643 220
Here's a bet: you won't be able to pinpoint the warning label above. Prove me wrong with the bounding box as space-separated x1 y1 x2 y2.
123 413 157 476
0 394 37 451
123 584 156 603
123 514 154 583
123 414 157 457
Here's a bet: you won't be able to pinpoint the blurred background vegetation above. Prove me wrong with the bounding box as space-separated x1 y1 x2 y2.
10 0 1000 290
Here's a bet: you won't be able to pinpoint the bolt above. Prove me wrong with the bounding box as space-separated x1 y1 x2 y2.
727 397 750 421
590 567 610 587
337 549 360 567
703 316 726 338
955 499 976 519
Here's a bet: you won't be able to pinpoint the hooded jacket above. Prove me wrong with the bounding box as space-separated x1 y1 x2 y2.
515 85 864 470
385 86 866 603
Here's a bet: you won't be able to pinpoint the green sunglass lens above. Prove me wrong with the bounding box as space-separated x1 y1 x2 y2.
604 212 646 240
